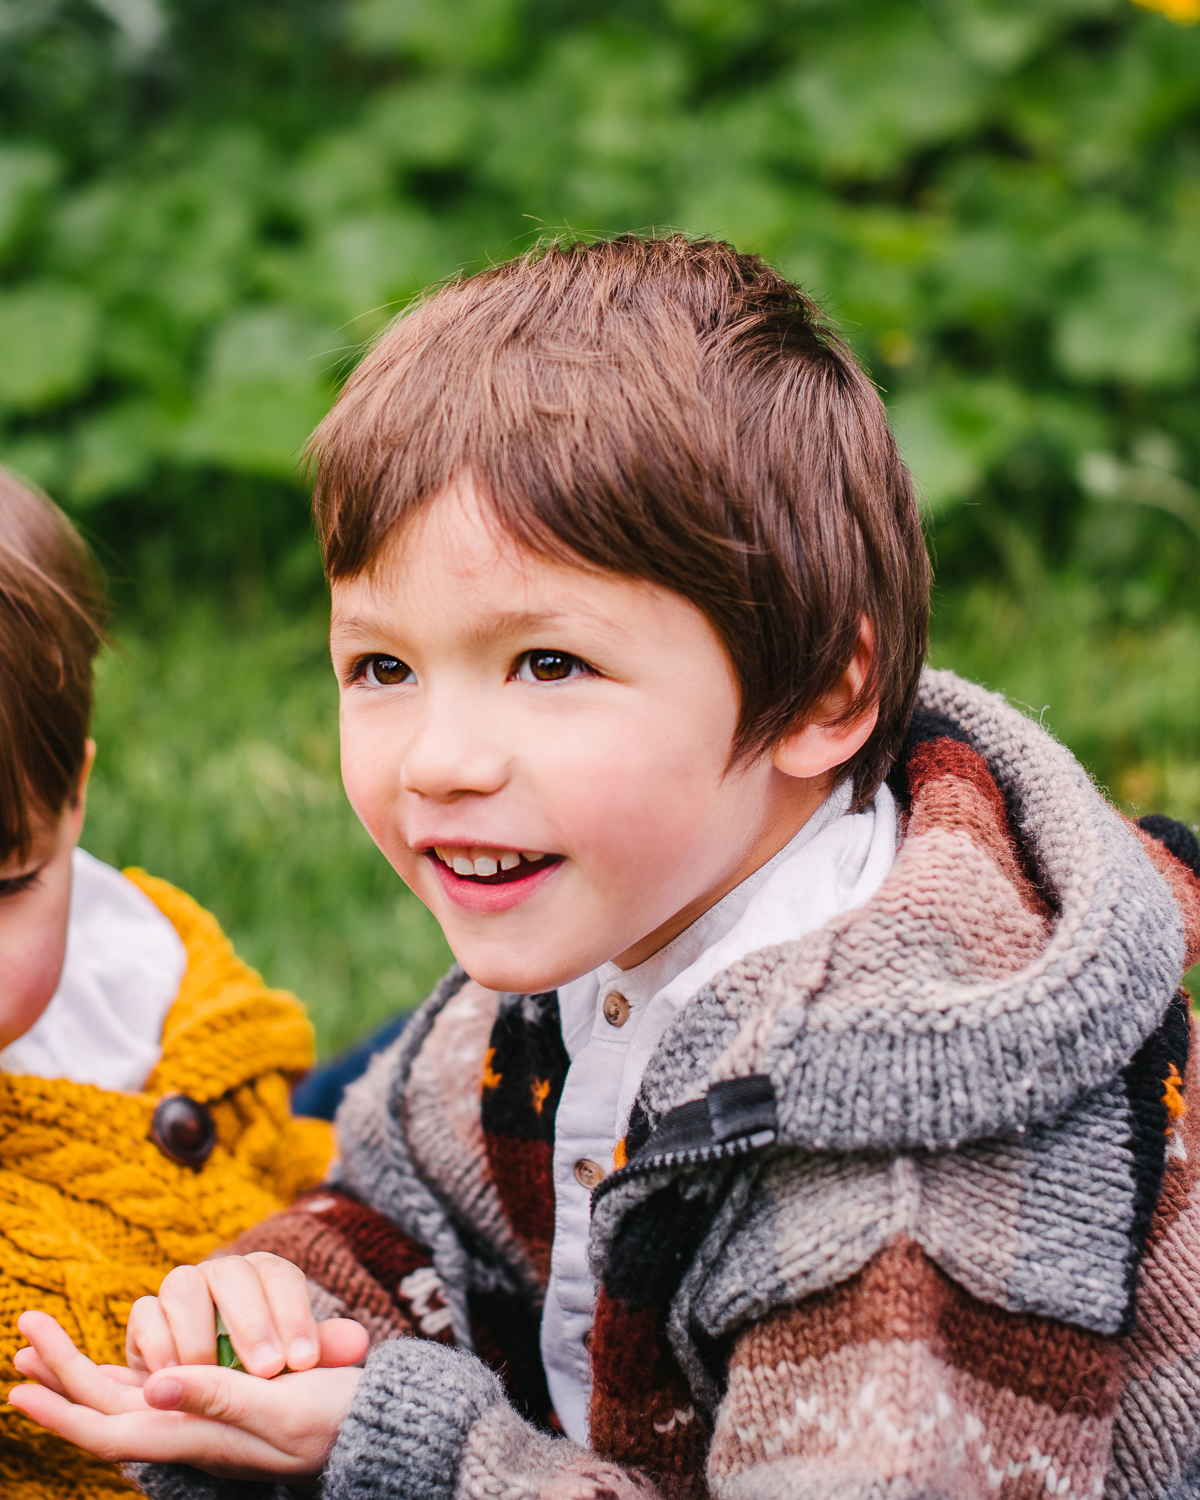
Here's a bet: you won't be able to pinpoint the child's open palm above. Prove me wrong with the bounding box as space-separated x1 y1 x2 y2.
9 1252 370 1480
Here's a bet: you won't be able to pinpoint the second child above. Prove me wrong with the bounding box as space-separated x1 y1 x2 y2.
0 472 334 1499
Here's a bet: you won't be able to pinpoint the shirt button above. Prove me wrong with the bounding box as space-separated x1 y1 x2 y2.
602 991 630 1027
574 1158 606 1190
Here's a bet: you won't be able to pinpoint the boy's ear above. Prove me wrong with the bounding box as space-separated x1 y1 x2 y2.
771 622 878 781
70 739 96 837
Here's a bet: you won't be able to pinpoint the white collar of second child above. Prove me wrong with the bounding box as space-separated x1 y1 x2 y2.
1 848 187 1092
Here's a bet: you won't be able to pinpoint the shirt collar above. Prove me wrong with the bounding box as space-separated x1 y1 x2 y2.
589 779 854 1010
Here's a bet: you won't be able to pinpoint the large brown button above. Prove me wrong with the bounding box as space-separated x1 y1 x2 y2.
574 1158 606 1190
151 1093 217 1168
602 991 630 1027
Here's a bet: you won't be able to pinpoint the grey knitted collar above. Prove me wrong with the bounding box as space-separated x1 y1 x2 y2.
627 668 1184 1157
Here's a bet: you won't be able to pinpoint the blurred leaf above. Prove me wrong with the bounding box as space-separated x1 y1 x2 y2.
365 81 486 170
1079 447 1200 538
787 8 985 178
0 282 98 410
180 308 337 479
1053 251 1198 386
303 210 445 324
0 143 58 259
924 0 1113 74
887 380 1027 508
348 0 523 66
69 397 178 507
480 27 687 225
0 432 69 494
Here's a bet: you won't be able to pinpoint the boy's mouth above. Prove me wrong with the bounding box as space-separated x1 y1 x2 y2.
428 846 564 885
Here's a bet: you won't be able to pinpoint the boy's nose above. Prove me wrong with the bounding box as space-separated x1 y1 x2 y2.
400 702 510 802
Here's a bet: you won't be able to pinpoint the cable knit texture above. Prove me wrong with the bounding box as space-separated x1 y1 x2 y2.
1 872 334 1500
127 673 1200 1500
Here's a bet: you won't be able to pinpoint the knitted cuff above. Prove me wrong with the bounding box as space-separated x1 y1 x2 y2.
124 1464 316 1500
322 1337 504 1500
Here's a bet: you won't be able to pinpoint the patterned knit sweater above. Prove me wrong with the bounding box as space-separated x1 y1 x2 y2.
129 671 1200 1500
1 872 335 1500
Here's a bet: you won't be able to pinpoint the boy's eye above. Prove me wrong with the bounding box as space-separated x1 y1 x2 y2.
0 870 41 899
515 651 589 683
363 655 414 686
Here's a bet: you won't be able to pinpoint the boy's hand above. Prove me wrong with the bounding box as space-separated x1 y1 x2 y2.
10 1311 364 1479
128 1251 360 1378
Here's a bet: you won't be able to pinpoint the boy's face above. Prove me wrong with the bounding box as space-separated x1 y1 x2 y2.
0 783 87 1050
331 478 828 993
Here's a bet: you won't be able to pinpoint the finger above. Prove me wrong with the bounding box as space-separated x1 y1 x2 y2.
202 1258 287 1377
244 1253 320 1371
315 1319 370 1369
7 1381 294 1475
143 1362 361 1457
14 1313 148 1417
155 1265 217 1367
127 1295 180 1374
96 1365 149 1388
13 1344 67 1397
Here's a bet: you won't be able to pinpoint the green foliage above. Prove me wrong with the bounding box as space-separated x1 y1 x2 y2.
3 0 1199 1036
1 0 1197 560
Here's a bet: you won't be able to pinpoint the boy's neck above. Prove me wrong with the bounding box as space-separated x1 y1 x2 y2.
611 771 839 971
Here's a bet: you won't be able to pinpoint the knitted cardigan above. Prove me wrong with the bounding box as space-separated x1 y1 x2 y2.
129 671 1200 1500
1 872 335 1500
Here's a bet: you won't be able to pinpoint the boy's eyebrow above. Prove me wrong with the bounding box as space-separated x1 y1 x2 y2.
332 603 621 644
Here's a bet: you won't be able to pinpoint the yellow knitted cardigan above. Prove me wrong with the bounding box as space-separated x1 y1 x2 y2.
0 870 335 1500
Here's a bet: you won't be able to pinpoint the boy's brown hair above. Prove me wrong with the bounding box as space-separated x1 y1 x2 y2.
0 470 107 862
310 235 930 804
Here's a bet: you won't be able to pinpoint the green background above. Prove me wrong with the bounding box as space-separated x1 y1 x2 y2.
2 0 1197 1052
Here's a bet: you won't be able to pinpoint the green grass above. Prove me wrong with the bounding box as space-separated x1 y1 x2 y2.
81 602 453 1058
81 581 1199 1057
930 577 1200 826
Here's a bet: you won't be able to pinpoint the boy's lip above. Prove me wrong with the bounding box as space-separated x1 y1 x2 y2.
424 849 565 914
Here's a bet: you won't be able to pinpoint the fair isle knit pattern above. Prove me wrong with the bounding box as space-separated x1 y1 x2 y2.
129 671 1200 1500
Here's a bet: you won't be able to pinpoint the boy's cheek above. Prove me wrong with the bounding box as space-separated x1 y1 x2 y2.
339 732 408 853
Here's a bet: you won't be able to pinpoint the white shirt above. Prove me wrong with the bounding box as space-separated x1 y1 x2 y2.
1 847 187 1091
541 780 898 1442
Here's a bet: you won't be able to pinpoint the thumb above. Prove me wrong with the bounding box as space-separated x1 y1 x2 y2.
141 1360 361 1469
143 1364 260 1425
316 1318 370 1369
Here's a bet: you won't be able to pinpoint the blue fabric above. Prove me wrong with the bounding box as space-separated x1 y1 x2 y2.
291 1013 410 1121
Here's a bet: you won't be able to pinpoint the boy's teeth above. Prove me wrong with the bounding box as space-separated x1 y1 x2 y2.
435 852 552 876
435 847 543 876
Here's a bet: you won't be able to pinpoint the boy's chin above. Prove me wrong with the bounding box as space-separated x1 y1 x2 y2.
452 948 592 998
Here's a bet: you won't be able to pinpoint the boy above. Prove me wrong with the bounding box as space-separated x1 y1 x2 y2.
0 471 334 1498
13 236 1200 1500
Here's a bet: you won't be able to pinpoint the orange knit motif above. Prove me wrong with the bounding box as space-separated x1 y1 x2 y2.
0 869 334 1499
